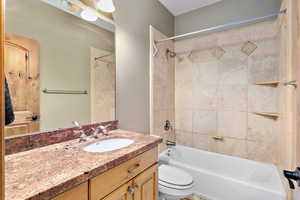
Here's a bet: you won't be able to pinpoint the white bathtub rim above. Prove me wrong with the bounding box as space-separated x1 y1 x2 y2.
169 160 286 197
166 145 285 191
169 145 279 168
161 145 286 198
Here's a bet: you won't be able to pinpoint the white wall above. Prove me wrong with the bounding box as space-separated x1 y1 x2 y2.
114 0 174 134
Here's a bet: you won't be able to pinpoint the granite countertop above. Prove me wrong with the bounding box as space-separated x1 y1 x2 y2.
5 130 162 200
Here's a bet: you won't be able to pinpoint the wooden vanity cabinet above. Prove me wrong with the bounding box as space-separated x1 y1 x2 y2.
133 164 158 200
53 182 88 200
90 148 158 200
100 164 158 200
101 181 133 200
52 147 159 200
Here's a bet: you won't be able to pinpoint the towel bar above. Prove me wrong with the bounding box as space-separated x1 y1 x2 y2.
42 88 88 94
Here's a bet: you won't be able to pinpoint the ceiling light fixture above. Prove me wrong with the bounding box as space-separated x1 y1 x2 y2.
61 0 71 10
80 9 98 21
96 0 115 13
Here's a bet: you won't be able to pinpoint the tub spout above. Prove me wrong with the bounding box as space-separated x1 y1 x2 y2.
166 140 176 147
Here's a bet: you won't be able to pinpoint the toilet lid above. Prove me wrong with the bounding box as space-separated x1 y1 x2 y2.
159 165 193 187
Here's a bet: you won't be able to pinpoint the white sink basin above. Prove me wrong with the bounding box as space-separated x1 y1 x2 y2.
83 138 134 153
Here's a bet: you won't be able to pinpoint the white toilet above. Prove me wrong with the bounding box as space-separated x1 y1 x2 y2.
158 164 194 200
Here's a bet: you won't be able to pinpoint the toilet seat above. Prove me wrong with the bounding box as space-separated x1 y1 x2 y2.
159 165 193 190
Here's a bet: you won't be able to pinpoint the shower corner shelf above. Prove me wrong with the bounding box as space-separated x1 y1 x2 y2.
252 112 279 120
254 81 280 87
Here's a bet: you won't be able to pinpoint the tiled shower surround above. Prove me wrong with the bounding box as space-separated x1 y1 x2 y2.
175 21 280 164
150 26 175 153
151 21 282 165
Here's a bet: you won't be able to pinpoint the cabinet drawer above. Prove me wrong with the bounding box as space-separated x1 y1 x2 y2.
101 181 133 200
90 147 158 200
53 182 88 200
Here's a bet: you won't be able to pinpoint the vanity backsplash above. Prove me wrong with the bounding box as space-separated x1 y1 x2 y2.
5 120 118 155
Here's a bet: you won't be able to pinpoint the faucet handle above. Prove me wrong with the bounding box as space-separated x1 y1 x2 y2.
283 167 300 189
96 124 112 136
73 130 81 134
104 123 113 129
72 121 81 127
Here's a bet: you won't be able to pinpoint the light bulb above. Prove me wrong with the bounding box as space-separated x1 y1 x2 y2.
61 0 71 10
97 0 115 13
80 9 98 22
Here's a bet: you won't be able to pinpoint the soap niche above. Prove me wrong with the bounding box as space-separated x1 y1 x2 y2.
248 83 279 120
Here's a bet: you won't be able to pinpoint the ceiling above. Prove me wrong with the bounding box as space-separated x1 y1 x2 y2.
158 0 223 16
41 0 115 32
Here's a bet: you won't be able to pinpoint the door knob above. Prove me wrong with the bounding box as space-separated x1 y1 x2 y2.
31 115 39 121
283 167 300 189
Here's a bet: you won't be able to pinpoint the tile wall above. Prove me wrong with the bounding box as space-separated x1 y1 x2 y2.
174 21 281 164
150 26 175 153
91 48 116 123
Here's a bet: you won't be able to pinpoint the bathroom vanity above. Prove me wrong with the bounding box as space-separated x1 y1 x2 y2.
54 149 158 200
5 127 162 200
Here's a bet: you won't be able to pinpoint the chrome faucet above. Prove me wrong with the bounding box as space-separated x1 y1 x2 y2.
72 121 87 142
94 123 112 136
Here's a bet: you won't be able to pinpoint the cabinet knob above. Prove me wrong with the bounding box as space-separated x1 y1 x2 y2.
127 186 134 194
135 184 140 189
128 163 140 174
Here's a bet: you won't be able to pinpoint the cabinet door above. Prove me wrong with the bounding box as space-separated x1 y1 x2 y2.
90 148 157 200
102 181 133 200
133 164 158 200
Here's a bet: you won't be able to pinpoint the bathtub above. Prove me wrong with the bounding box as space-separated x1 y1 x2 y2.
159 145 286 200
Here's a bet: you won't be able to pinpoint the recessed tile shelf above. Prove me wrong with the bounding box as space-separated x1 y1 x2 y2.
252 112 279 120
254 81 280 87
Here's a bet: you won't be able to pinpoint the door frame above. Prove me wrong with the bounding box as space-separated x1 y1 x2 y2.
0 0 4 199
295 0 300 199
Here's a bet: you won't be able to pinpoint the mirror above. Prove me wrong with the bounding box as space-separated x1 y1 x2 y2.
4 0 115 137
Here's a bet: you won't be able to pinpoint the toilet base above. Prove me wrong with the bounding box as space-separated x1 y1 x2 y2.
159 183 194 199
159 192 190 200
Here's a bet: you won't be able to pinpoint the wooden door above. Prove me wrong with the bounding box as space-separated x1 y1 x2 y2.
133 165 158 200
4 33 39 136
102 181 133 200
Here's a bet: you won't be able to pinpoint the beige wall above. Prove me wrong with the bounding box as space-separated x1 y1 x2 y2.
175 0 282 35
174 21 281 164
6 0 114 131
114 0 174 134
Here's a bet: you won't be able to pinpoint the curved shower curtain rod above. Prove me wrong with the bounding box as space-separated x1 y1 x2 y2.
155 9 287 44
